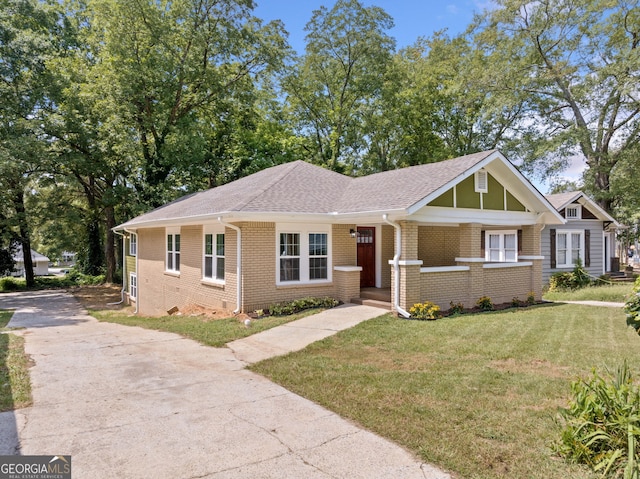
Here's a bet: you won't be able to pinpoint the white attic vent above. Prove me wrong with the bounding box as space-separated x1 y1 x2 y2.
565 205 581 219
475 169 488 193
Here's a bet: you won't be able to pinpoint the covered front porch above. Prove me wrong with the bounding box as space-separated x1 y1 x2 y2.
350 221 544 316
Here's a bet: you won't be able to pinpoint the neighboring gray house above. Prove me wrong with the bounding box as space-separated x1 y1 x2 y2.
542 191 621 283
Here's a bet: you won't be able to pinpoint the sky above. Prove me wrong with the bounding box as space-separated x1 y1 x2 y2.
253 0 488 53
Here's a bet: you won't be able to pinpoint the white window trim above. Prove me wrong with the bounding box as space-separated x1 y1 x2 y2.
565 204 582 220
129 233 137 256
276 224 332 286
203 225 225 284
556 229 584 268
129 272 137 301
166 227 181 274
484 229 518 263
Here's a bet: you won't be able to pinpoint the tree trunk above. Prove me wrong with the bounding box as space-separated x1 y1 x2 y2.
13 190 35 287
105 204 117 283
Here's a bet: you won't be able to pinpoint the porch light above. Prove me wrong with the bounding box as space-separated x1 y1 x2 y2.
350 229 357 238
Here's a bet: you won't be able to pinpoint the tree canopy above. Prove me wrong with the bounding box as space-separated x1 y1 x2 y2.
2 0 639 282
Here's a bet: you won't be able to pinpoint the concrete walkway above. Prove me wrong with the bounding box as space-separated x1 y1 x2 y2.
557 300 625 308
0 290 450 479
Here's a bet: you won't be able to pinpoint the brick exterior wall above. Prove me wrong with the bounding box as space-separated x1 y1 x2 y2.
137 226 237 316
420 271 470 308
380 225 394 289
136 222 360 316
418 226 459 266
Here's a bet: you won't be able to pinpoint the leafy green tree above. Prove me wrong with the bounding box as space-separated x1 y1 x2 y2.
88 0 289 207
473 0 640 211
284 0 395 173
0 0 60 286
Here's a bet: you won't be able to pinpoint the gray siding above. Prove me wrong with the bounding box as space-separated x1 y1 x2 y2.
541 220 605 283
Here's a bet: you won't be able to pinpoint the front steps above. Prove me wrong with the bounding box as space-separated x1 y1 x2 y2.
351 288 392 310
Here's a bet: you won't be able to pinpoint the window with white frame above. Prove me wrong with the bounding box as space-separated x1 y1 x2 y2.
277 225 331 284
203 229 225 282
565 205 581 220
485 230 518 262
309 233 328 280
556 230 584 268
166 229 180 273
129 233 137 256
129 273 137 300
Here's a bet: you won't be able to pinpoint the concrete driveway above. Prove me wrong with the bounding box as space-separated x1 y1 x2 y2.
0 291 449 478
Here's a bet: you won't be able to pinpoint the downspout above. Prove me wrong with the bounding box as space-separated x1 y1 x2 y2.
218 217 242 314
382 214 411 318
108 230 126 306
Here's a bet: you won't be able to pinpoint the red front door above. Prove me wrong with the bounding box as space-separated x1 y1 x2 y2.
357 226 375 287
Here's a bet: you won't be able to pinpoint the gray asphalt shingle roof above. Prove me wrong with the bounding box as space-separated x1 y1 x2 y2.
544 191 583 210
118 150 497 228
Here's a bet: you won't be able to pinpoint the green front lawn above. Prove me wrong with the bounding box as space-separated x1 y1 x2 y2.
0 310 32 411
252 304 638 479
91 308 327 348
543 282 632 302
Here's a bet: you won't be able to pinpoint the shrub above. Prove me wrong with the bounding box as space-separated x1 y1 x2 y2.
448 301 464 316
0 277 22 292
512 297 522 307
554 362 640 478
476 296 494 311
548 260 592 291
526 291 536 305
269 297 339 316
549 272 576 291
624 277 640 331
409 301 441 320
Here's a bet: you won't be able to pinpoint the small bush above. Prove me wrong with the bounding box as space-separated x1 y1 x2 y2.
0 277 23 292
409 301 441 320
512 297 522 307
526 291 536 305
269 297 339 316
476 296 494 311
624 277 640 332
449 301 464 316
554 362 640 478
548 261 592 291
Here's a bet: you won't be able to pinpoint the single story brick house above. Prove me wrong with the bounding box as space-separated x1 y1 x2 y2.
115 150 565 317
542 191 622 283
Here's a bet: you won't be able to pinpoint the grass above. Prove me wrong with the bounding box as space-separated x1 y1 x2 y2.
543 282 633 302
251 303 639 479
91 308 326 347
0 310 32 412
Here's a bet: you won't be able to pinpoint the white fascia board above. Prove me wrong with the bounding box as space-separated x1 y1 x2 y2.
410 206 540 225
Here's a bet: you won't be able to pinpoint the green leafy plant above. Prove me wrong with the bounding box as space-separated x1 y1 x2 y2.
512 296 522 307
554 362 640 478
527 291 536 305
624 277 640 334
476 296 494 311
548 260 592 291
409 301 441 320
268 297 339 316
448 301 464 316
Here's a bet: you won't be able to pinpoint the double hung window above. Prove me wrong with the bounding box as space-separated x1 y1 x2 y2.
485 230 517 262
556 231 583 268
166 230 180 273
277 226 330 284
204 231 225 281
